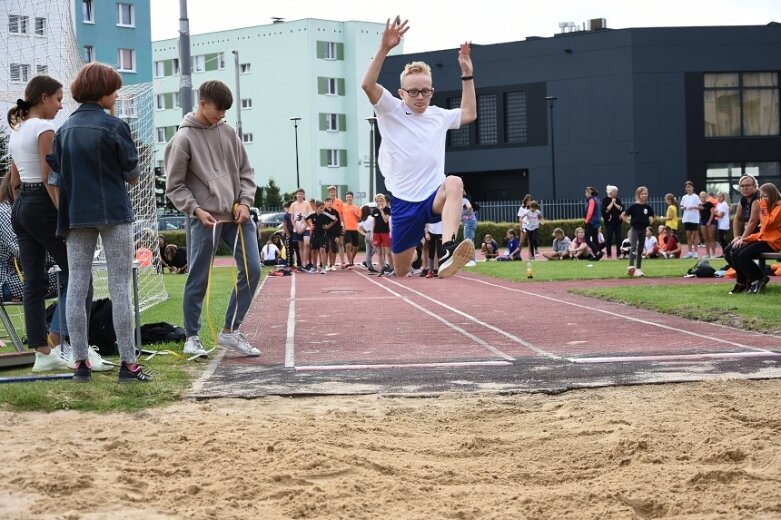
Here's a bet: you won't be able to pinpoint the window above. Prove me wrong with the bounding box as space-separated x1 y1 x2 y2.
117 97 137 119
9 15 29 34
704 72 779 137
172 92 180 109
171 58 180 75
447 97 470 147
156 127 166 143
36 65 48 75
241 98 253 109
154 61 164 78
156 94 165 110
34 17 46 36
192 55 205 73
325 42 337 60
83 0 94 23
242 133 254 144
477 94 498 145
116 3 135 26
218 52 226 70
706 162 780 201
326 113 339 131
117 48 136 72
240 62 251 74
10 63 30 83
84 45 95 63
326 78 337 95
504 92 528 144
327 149 341 167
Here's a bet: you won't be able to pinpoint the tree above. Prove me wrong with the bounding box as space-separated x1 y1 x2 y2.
253 186 264 208
265 178 283 209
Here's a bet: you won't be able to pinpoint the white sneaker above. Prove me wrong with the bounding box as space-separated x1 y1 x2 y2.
634 269 645 278
465 260 478 267
32 346 71 372
183 335 209 358
218 331 261 356
66 344 114 372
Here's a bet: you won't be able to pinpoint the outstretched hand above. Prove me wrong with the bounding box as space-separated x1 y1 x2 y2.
458 42 473 75
381 16 409 50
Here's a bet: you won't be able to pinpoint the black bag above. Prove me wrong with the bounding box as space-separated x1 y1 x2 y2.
688 260 716 278
89 298 117 355
140 322 186 345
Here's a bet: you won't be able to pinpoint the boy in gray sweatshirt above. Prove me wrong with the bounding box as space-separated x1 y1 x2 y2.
165 80 261 358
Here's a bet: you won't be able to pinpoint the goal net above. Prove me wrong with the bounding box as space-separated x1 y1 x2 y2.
0 0 167 324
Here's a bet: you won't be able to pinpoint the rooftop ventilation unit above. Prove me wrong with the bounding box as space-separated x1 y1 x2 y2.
589 18 607 31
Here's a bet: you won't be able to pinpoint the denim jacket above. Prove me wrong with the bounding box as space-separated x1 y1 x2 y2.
47 103 139 236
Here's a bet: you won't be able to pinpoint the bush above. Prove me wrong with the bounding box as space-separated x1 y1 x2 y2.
159 227 279 257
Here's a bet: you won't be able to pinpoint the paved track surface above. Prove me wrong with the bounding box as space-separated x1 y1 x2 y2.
190 268 781 398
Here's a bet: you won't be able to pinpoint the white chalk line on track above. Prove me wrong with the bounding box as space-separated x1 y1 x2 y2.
458 274 781 363
296 360 512 371
359 272 516 361
284 274 296 368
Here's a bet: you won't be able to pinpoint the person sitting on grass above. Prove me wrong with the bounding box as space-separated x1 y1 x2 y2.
567 227 592 260
543 227 572 260
480 233 499 260
642 226 660 258
163 244 188 274
659 226 681 259
496 229 521 261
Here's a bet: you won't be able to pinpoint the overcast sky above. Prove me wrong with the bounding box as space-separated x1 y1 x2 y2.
151 0 781 52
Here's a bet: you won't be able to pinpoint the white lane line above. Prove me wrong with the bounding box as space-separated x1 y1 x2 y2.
296 360 512 371
361 274 515 361
572 351 781 364
460 275 780 354
284 274 296 368
376 275 561 360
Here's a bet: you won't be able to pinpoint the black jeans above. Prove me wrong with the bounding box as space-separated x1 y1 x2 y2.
604 222 623 257
731 241 773 284
11 184 69 348
584 223 601 255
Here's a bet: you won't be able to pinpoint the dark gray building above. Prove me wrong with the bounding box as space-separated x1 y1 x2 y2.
378 23 781 202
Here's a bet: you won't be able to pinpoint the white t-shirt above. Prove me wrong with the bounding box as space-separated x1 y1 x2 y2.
644 236 659 254
261 243 279 261
373 88 461 202
8 118 56 183
425 220 444 235
360 215 375 234
716 201 731 230
525 209 542 231
680 193 701 224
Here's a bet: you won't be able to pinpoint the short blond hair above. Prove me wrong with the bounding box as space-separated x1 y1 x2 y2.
400 61 432 86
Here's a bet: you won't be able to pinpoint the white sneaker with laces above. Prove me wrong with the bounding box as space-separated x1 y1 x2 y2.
183 335 209 358
32 346 71 372
218 331 261 357
66 344 114 372
464 260 478 267
634 269 645 278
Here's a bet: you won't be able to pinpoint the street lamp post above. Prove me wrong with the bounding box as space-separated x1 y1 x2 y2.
232 50 242 140
366 116 377 199
545 96 558 201
289 117 302 189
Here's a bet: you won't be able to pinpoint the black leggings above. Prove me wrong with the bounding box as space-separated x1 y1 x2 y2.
526 229 539 257
731 241 773 284
428 233 442 266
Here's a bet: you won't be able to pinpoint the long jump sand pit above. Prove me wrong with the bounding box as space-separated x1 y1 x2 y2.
1 378 780 519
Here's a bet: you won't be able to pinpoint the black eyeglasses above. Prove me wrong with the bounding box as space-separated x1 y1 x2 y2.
402 88 434 98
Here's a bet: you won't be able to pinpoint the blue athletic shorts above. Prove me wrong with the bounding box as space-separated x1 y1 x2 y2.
390 189 442 254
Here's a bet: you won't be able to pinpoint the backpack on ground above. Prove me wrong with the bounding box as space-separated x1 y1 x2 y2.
687 260 716 278
89 298 117 355
140 322 186 345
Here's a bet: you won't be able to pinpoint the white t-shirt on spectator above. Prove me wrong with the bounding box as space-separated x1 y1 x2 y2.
373 88 461 202
680 193 701 224
261 243 279 262
9 118 56 183
716 201 731 230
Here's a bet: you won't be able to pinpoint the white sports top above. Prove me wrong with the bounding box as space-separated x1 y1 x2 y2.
8 118 56 183
374 88 461 202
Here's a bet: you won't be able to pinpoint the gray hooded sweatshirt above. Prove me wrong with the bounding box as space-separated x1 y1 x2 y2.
164 113 255 222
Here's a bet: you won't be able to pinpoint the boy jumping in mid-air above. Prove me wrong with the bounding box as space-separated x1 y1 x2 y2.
361 16 477 277
165 80 261 358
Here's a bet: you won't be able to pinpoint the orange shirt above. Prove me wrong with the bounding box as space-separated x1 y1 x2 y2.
746 200 781 250
331 197 344 216
340 203 361 231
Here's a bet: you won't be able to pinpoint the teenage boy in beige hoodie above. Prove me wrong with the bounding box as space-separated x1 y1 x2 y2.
165 80 261 358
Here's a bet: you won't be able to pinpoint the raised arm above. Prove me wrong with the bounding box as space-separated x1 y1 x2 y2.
361 16 409 105
458 42 476 125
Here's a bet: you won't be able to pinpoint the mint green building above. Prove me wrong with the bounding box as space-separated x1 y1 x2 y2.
152 18 402 204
